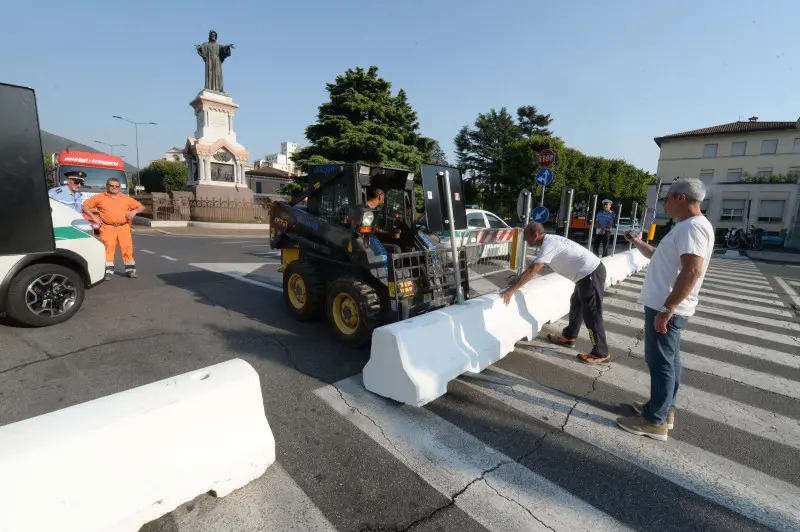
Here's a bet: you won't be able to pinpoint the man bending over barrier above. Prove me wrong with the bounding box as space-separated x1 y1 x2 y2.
502 222 611 363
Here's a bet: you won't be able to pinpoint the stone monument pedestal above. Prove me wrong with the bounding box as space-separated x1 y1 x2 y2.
184 90 253 201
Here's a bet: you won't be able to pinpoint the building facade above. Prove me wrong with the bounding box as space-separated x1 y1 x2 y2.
254 141 302 175
245 166 295 201
646 119 800 246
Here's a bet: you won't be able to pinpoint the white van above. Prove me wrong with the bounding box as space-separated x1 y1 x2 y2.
0 82 106 327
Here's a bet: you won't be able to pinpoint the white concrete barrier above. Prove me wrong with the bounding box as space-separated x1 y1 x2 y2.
364 249 650 406
0 358 275 532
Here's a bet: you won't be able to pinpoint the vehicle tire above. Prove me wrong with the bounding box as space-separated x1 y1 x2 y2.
325 277 381 349
752 237 764 251
282 260 324 322
726 236 740 249
6 263 85 327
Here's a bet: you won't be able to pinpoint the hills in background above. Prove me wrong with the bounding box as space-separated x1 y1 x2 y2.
41 130 140 174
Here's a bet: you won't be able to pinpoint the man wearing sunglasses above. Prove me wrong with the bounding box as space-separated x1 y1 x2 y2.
83 178 144 280
48 171 86 213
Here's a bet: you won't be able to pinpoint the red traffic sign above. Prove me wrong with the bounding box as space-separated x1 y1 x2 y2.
538 149 557 168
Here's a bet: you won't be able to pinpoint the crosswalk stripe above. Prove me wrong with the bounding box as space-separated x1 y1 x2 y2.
776 277 800 309
518 340 800 450
598 312 799 369
704 272 771 286
315 376 633 532
552 313 800 399
603 296 800 349
705 264 762 273
624 277 778 300
610 285 795 318
699 280 776 296
621 279 784 307
460 367 800 532
170 463 338 532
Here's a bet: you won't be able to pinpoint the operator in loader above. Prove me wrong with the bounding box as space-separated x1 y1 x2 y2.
501 222 611 364
364 188 402 254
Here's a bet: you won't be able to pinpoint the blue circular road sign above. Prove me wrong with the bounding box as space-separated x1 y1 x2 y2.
531 205 549 223
536 167 554 187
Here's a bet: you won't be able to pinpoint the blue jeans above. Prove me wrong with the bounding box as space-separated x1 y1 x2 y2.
642 306 688 425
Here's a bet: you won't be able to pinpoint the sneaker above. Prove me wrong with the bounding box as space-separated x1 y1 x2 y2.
126 270 138 278
546 333 575 347
632 401 675 430
577 353 611 364
104 270 114 281
616 414 668 441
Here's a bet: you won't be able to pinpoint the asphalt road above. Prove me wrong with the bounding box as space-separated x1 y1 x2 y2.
1 231 798 532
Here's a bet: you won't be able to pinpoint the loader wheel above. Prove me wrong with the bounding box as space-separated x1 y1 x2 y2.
326 277 381 349
283 261 324 321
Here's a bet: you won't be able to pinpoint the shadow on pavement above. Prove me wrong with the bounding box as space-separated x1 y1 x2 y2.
156 270 369 385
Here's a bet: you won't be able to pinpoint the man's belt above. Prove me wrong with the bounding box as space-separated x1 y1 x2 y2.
102 222 128 227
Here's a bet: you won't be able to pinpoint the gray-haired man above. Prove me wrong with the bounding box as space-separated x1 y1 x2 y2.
617 178 714 441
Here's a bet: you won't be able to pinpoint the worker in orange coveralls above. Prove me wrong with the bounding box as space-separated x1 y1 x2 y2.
83 178 144 281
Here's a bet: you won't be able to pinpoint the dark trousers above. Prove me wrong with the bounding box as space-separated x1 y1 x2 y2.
642 306 688 425
562 263 609 357
592 231 610 257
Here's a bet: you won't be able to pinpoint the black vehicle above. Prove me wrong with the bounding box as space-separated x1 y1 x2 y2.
270 163 469 347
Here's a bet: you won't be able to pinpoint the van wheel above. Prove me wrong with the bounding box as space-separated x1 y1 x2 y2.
6 263 85 327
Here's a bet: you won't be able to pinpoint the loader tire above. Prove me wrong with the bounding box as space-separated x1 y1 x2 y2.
283 260 324 322
325 277 381 349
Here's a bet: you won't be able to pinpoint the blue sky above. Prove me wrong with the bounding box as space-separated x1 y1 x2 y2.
3 0 796 173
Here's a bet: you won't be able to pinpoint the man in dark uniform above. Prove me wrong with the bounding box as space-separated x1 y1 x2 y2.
48 171 86 213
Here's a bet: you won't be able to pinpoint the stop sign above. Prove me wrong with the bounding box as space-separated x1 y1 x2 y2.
538 149 556 168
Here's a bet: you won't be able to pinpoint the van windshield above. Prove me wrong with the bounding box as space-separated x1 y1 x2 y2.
58 165 128 192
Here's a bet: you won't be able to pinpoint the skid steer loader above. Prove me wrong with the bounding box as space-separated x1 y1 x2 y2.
269 163 471 348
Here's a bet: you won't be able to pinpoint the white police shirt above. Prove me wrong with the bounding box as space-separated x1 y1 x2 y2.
48 186 84 213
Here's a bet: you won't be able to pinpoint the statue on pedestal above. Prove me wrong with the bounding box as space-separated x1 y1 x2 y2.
195 30 234 93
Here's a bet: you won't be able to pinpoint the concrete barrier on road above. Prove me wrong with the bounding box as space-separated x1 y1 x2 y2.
363 249 650 406
0 358 275 532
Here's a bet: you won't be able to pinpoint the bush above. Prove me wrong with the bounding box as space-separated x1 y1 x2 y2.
139 160 188 192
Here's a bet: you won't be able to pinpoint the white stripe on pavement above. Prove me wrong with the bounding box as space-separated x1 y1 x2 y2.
599 312 799 369
609 285 795 318
140 249 156 254
621 280 783 306
520 338 800 450
171 463 337 532
704 273 770 286
161 255 178 261
315 376 634 532
603 296 800 349
460 367 800 532
776 277 800 309
189 263 283 293
699 280 776 296
624 277 778 299
551 312 800 399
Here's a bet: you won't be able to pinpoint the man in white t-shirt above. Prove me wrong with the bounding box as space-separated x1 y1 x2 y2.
502 222 611 363
617 178 715 442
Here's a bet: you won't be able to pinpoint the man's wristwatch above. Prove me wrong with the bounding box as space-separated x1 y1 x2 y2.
659 305 674 314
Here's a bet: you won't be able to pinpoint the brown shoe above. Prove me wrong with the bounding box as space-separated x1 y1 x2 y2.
616 414 668 441
546 333 575 348
577 353 611 364
632 401 675 430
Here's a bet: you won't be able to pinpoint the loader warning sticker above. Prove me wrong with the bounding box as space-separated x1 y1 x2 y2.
427 191 433 199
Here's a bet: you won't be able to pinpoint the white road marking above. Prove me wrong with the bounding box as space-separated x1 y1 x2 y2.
621 279 782 306
610 285 795 318
172 463 337 532
624 276 777 299
599 312 799 369
704 272 770 286
161 255 178 261
189 263 282 293
316 376 634 532
220 240 257 244
775 277 800 309
603 297 800 349
460 366 800 532
140 249 156 254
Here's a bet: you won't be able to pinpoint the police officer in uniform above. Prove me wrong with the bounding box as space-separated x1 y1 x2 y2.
592 199 616 257
48 171 86 213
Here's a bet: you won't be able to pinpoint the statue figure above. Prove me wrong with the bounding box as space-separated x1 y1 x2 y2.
196 30 234 93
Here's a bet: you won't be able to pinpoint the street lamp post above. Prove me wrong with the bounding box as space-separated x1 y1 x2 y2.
94 140 127 155
112 115 157 186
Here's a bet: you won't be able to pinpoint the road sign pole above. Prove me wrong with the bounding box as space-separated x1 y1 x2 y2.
441 171 464 304
520 190 532 274
629 202 639 250
562 189 574 238
586 194 598 251
647 177 662 243
540 184 546 207
611 203 624 256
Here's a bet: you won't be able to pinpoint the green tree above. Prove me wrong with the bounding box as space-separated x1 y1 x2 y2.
139 160 188 192
291 66 430 175
426 139 449 166
516 105 553 138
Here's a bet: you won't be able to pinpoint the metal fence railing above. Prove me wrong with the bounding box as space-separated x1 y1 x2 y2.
133 194 270 224
462 228 525 281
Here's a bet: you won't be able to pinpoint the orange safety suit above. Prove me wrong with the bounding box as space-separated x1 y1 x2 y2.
82 193 142 275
